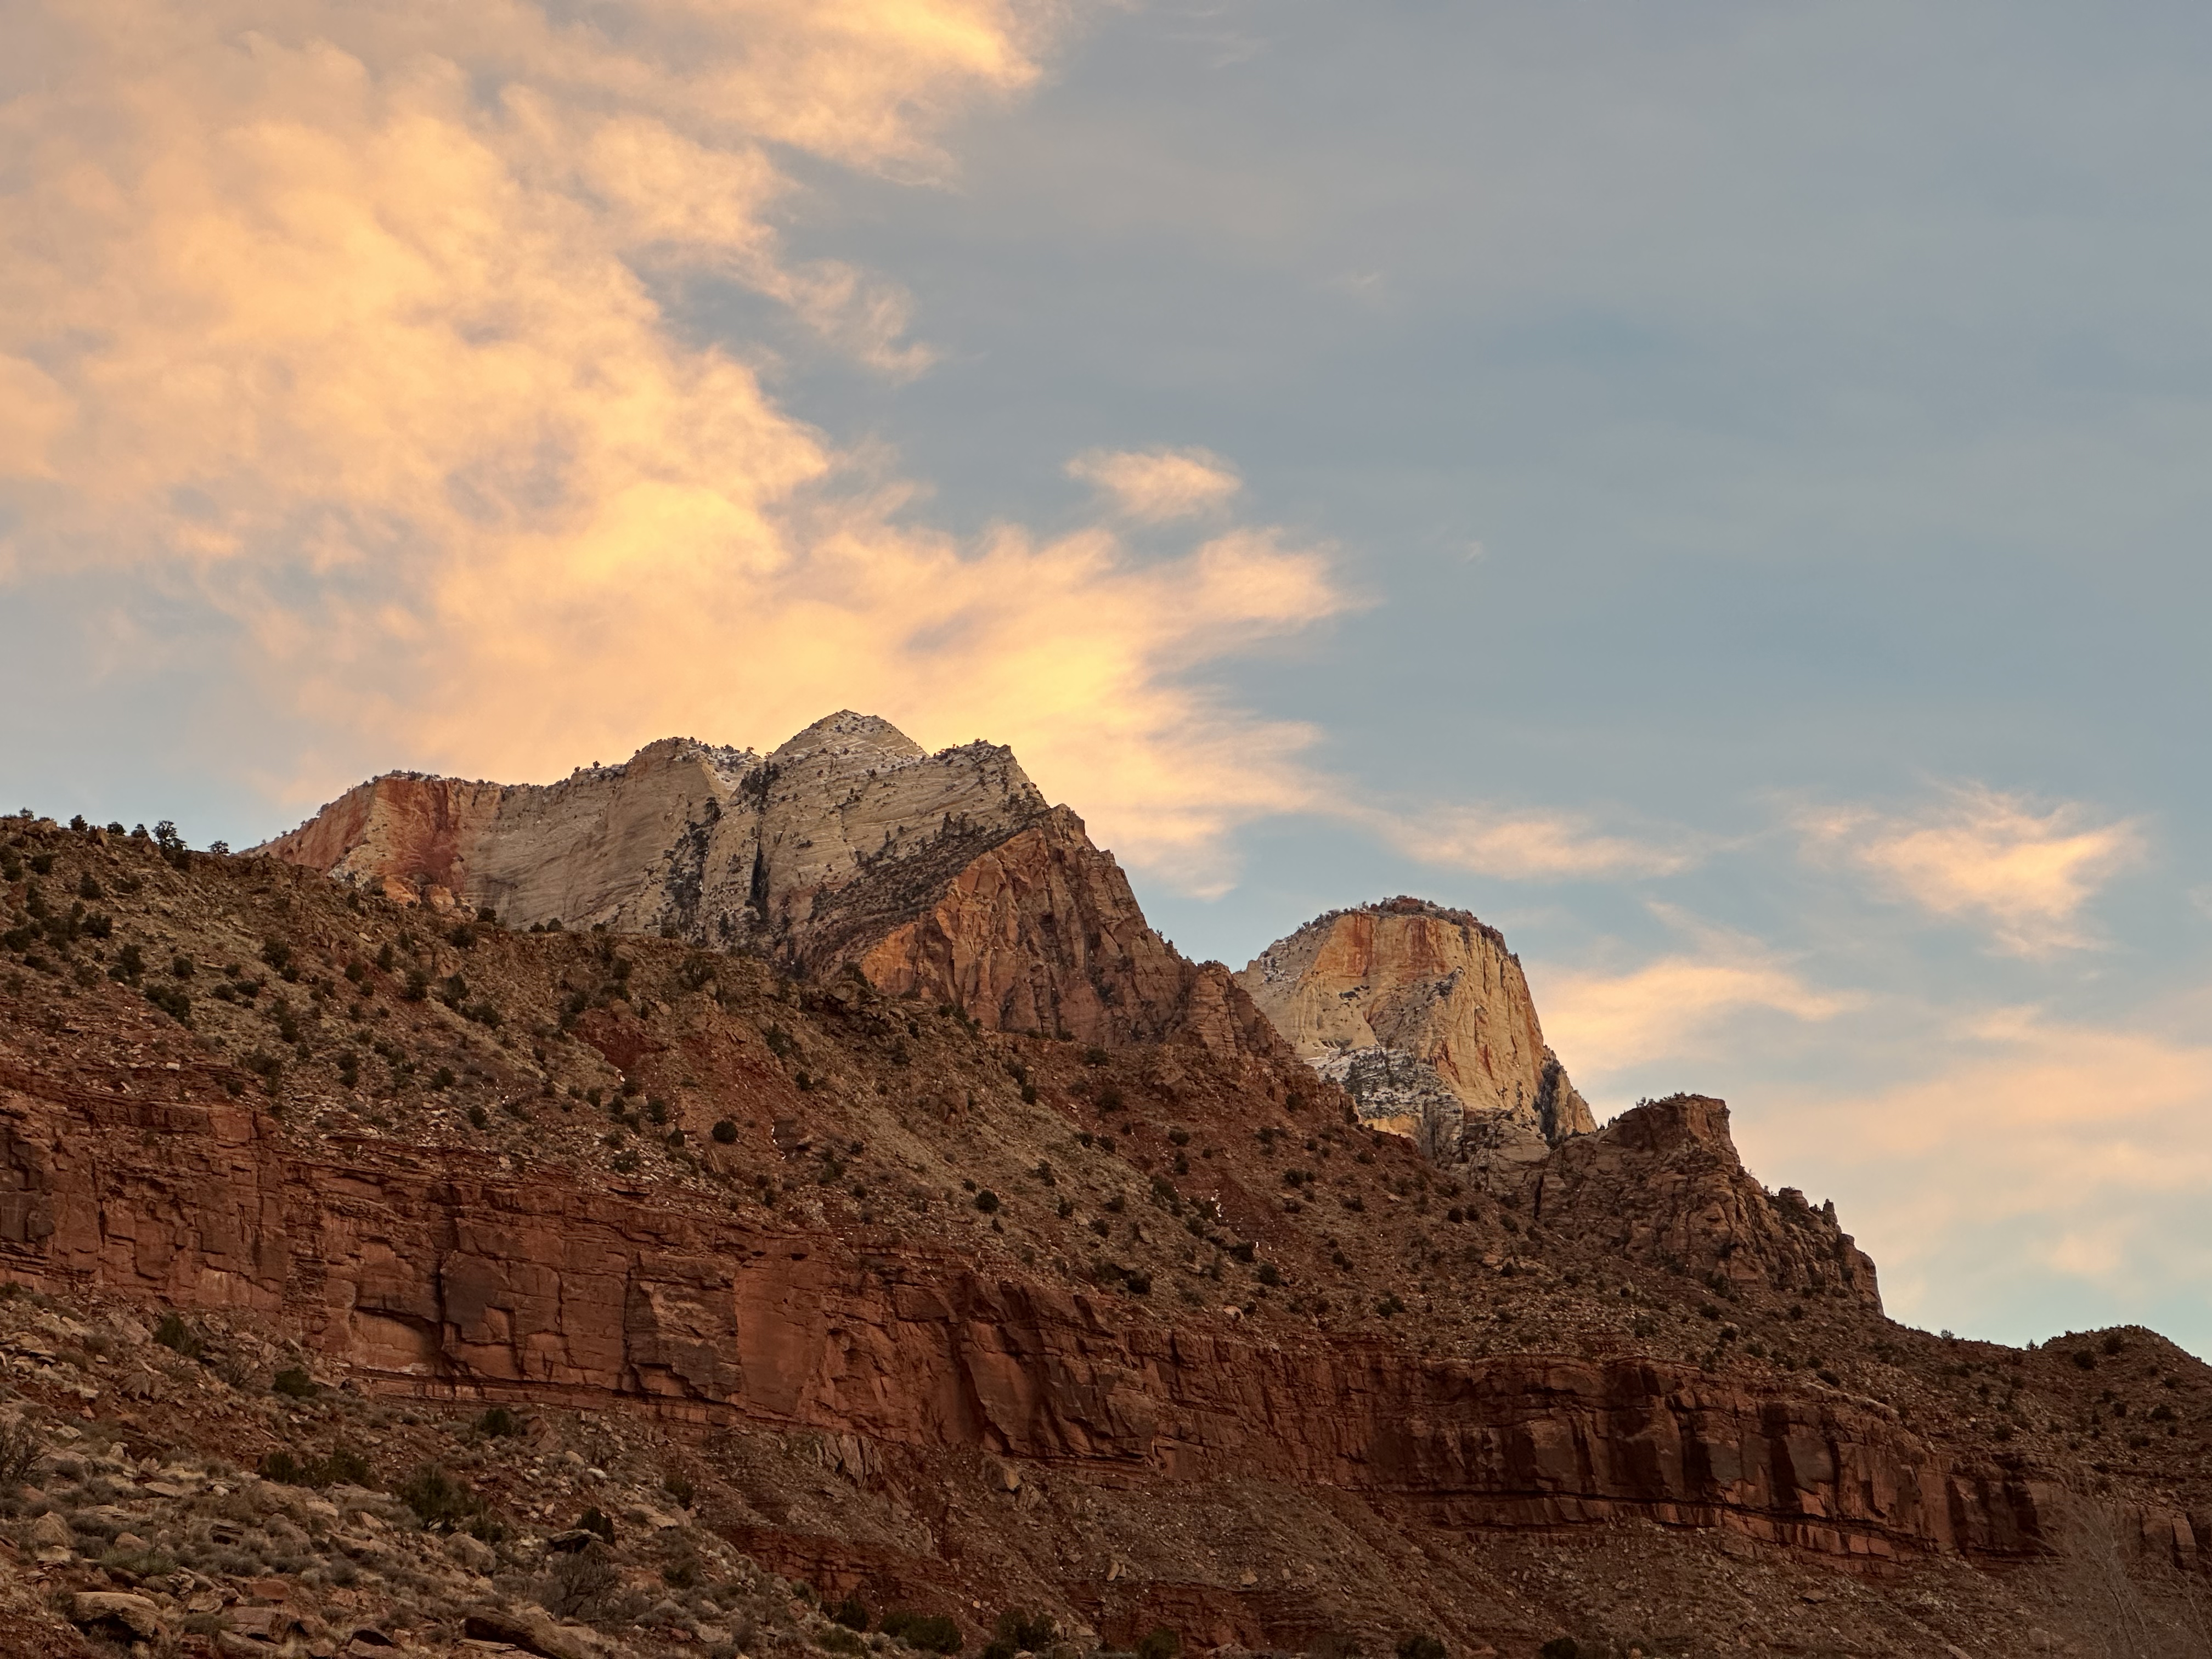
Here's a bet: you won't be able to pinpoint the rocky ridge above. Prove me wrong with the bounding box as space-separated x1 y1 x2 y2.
260 714 1279 1063
3 814 2212 1654
1235 899 1595 1161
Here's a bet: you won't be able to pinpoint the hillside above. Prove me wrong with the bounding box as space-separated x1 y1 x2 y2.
2 798 2210 1656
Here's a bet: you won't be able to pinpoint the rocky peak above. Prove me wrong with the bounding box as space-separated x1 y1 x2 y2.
767 709 928 765
1234 895 1594 1159
257 713 1277 1059
1527 1094 1882 1310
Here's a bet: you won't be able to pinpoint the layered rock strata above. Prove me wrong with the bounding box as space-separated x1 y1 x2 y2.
260 713 1279 1058
0 1075 2028 1572
1235 897 1594 1156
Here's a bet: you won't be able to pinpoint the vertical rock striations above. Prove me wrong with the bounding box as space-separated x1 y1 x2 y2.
1234 896 1594 1158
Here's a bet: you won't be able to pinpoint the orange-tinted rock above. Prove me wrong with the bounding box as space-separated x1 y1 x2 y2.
852 807 1288 1056
1236 898 1593 1154
0 1080 2021 1566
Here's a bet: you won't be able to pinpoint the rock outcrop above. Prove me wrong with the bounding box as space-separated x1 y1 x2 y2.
259 713 1283 1059
1526 1093 1882 1310
1235 897 1594 1156
0 1076 2019 1569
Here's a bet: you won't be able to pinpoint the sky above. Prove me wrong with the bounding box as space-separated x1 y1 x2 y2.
5 0 2212 1355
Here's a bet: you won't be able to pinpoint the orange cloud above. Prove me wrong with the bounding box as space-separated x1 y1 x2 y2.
1068 447 1243 521
1371 803 1696 881
1746 1006 2212 1326
1535 949 1853 1082
1798 786 2144 956
0 1 1358 891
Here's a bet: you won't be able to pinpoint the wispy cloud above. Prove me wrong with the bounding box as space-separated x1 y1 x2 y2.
1370 802 1697 882
1068 447 1243 521
0 1 1361 893
1748 1004 2212 1333
1533 913 1854 1081
1796 785 2144 956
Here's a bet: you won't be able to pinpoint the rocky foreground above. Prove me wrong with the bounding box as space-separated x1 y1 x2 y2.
2 740 2211 1655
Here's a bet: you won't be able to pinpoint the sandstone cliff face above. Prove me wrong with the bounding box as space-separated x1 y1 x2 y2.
1235 898 1594 1156
259 713 1279 1059
0 1074 2026 1572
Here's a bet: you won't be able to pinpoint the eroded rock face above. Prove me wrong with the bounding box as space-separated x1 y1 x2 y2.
1526 1094 1883 1310
258 713 1279 1057
0 1084 2010 1568
1235 897 1594 1155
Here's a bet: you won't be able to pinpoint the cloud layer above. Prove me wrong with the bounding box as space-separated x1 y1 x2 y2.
0 0 1347 890
1798 786 2144 956
1745 1004 2212 1337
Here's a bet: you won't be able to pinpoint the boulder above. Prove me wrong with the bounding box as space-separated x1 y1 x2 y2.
69 1590 164 1641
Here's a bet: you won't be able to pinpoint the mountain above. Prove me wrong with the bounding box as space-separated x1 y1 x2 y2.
257 713 1283 1062
1235 897 1594 1161
3 743 2211 1656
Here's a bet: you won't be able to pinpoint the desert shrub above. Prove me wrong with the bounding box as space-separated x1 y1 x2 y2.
1136 1628 1180 1659
1396 1636 1445 1659
2073 1350 2096 1370
2103 1331 2126 1356
882 1610 962 1653
397 1463 483 1531
540 1544 621 1620
973 1190 1000 1214
316 1446 372 1487
467 1105 489 1130
0 1418 40 1489
100 1543 177 1577
577 1506 616 1544
143 982 191 1024
273 1367 317 1399
1257 1263 1282 1287
712 1119 739 1144
664 1471 696 1509
259 1449 306 1483
833 1594 872 1631
476 1406 527 1438
995 1609 1054 1652
432 1066 455 1091
153 1312 205 1361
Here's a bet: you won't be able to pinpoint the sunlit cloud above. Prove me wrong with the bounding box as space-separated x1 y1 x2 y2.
1067 446 1243 521
1749 1006 2212 1329
1532 912 1854 1081
1369 802 1696 881
1797 785 2143 956
0 0 1361 891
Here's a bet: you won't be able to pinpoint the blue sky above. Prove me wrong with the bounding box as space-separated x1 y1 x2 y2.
5 0 2212 1352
